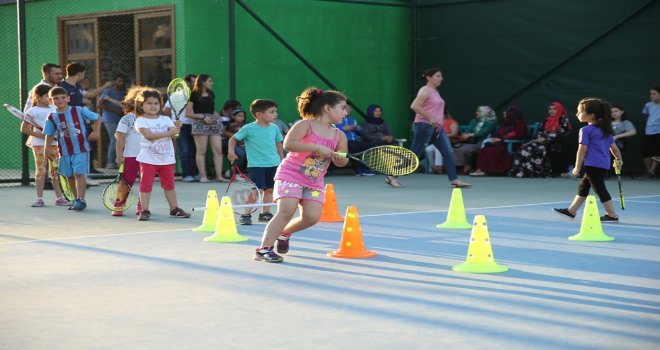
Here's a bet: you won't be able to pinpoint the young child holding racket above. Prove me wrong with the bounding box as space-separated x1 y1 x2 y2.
227 99 284 225
133 88 190 221
21 84 69 207
43 86 101 211
253 87 349 263
111 85 146 216
553 97 623 222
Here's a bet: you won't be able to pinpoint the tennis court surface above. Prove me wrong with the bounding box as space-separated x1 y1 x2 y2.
1 174 659 349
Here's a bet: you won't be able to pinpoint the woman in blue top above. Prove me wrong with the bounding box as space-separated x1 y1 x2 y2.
553 98 623 222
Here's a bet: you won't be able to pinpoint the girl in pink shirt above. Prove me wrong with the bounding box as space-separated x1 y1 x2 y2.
254 87 349 263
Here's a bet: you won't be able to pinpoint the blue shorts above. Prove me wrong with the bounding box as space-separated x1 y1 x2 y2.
59 152 90 177
248 166 277 189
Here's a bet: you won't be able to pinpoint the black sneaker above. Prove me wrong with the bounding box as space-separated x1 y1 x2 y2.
552 208 575 219
254 247 283 263
600 214 619 223
276 234 290 254
239 214 252 225
138 210 151 221
258 212 273 222
169 207 191 218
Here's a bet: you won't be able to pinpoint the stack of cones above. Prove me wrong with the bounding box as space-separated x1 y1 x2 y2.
193 190 219 232
327 206 376 259
204 196 249 243
437 188 472 229
319 183 344 222
569 195 615 241
452 215 508 273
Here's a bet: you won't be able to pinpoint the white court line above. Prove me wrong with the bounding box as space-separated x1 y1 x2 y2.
0 228 192 246
2 195 658 245
623 200 660 204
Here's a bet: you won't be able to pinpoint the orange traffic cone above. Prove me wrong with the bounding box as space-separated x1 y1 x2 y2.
327 206 376 259
204 196 249 243
319 183 343 222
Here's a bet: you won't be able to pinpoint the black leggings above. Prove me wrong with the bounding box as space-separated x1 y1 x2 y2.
577 166 612 202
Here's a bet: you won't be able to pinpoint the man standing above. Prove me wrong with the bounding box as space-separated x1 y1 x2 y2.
23 63 63 112
97 73 127 169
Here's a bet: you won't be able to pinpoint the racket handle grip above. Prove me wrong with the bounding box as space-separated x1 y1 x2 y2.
335 152 347 158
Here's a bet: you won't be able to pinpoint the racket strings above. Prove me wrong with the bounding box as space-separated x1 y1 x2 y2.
362 147 418 176
227 177 262 214
102 181 135 211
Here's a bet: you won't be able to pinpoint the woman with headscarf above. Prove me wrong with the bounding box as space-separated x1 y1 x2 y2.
358 104 401 186
470 105 526 176
452 105 498 174
511 101 572 178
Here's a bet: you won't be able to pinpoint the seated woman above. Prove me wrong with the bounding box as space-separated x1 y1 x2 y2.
452 106 498 174
425 110 460 174
358 104 401 187
511 102 572 178
470 105 526 176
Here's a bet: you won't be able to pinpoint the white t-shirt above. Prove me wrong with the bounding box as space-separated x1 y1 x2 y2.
25 105 56 147
134 115 176 165
164 100 191 125
116 113 142 157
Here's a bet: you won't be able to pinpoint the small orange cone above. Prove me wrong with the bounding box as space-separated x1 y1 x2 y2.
319 183 343 222
327 206 376 259
204 196 249 243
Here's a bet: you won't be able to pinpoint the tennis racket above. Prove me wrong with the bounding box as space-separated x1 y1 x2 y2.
102 164 136 212
226 164 262 215
336 145 419 176
167 78 190 137
4 103 81 135
615 164 625 210
53 160 75 202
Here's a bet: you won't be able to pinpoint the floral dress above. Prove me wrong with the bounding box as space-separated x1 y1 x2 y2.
511 115 571 178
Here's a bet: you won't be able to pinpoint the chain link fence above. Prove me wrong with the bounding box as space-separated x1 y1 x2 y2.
0 0 413 187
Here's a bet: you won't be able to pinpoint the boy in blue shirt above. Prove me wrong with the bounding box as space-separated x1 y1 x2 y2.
228 99 284 225
44 87 101 210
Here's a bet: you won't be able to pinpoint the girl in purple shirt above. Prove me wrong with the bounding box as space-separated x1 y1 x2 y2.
553 98 623 222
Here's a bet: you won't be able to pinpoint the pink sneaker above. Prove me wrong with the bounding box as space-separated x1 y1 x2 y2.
112 211 123 217
31 198 45 207
55 198 71 206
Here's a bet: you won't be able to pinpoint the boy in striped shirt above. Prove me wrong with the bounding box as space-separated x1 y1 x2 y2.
44 87 101 210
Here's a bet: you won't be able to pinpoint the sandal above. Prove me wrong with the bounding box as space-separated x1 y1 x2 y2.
451 180 471 188
385 176 405 188
469 170 486 177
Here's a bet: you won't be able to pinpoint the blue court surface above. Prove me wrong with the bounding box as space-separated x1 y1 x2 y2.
1 175 659 349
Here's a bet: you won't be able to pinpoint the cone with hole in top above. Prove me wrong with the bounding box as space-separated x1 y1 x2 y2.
437 188 472 229
452 215 508 273
193 190 219 232
327 206 376 258
569 195 615 241
319 183 343 222
204 196 249 243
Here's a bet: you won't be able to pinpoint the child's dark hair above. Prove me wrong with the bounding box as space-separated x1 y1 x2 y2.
423 68 441 78
31 84 52 105
48 86 68 97
250 99 277 117
652 86 660 94
222 99 241 113
579 97 613 136
296 87 347 119
134 89 162 116
611 104 627 120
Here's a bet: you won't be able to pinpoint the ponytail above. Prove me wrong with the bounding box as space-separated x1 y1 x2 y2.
579 97 613 136
296 86 346 119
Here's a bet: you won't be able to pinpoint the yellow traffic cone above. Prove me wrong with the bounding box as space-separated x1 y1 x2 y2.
327 206 376 258
452 215 508 273
193 190 219 232
437 188 472 229
569 195 614 241
204 196 249 243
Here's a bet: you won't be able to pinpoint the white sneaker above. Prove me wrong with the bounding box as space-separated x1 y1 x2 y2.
182 176 195 182
86 177 100 186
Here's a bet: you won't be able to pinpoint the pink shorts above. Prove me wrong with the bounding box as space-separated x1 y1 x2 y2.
139 163 175 192
273 180 325 203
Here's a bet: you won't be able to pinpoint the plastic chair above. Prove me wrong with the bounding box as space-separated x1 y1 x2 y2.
504 122 540 154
